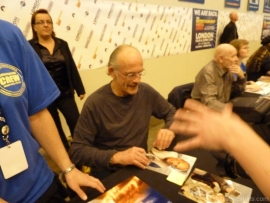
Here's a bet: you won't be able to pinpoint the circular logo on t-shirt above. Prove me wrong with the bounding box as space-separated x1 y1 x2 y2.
0 63 25 97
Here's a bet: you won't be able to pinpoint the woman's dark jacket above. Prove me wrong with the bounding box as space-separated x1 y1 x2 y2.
28 37 85 97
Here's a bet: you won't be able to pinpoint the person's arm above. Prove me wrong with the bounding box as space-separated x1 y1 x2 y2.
169 99 270 199
197 71 226 111
60 39 85 97
148 87 176 150
29 108 105 200
230 65 246 97
69 100 150 170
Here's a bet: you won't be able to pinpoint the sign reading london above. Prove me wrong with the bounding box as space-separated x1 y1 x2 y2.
191 8 218 51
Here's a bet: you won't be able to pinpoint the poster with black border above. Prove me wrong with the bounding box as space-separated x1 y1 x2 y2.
248 0 260 11
191 8 218 51
264 0 270 13
178 0 205 3
261 16 270 39
225 0 241 8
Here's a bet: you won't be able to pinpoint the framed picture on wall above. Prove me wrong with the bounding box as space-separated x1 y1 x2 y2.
264 0 270 13
225 0 241 8
248 0 260 11
261 16 270 38
178 0 205 3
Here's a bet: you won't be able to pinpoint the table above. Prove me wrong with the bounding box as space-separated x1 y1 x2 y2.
69 148 268 203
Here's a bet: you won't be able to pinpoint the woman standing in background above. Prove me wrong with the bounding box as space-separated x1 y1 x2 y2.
29 9 85 151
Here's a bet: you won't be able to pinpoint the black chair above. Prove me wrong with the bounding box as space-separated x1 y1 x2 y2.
168 82 194 109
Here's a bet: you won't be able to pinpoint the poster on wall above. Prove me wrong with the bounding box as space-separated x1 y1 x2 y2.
261 16 270 39
264 0 270 13
248 0 259 11
191 8 218 51
0 0 194 70
178 0 205 3
225 0 241 8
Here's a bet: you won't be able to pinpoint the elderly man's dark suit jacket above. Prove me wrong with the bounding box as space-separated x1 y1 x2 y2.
219 21 238 44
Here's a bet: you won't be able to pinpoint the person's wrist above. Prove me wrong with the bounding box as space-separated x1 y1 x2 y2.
109 156 114 165
109 152 118 165
62 163 75 175
238 71 246 79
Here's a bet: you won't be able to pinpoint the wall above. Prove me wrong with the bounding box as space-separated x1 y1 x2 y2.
71 0 263 136
77 0 263 100
1 0 265 136
75 0 263 101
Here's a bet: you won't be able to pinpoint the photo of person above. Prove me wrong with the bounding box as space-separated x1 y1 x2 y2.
180 168 252 203
146 148 196 177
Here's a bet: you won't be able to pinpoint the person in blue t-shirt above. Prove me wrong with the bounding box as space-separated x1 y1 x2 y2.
0 20 105 203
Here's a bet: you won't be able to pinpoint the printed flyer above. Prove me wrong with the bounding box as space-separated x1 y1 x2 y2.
191 8 218 51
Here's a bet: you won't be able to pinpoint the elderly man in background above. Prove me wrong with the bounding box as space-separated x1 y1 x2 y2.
69 45 176 180
191 44 246 111
219 11 239 44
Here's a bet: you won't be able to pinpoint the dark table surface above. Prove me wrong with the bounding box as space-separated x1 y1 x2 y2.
69 148 268 203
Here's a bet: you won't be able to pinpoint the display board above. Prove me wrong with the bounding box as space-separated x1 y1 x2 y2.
0 0 266 70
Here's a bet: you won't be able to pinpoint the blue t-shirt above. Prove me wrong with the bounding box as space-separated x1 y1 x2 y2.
0 20 60 202
240 62 246 72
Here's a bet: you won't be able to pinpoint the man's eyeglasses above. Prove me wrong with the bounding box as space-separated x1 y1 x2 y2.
35 20 53 25
116 69 146 80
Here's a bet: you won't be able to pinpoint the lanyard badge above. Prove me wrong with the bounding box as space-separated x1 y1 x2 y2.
0 108 28 179
2 125 10 147
0 108 10 146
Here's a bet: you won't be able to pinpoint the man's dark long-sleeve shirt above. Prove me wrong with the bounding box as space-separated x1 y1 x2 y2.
69 82 176 171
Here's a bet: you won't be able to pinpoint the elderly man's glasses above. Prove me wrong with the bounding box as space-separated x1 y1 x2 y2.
35 20 53 25
116 69 146 80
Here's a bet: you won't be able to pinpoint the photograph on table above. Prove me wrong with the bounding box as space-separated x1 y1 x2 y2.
179 168 252 203
146 148 197 186
88 175 172 203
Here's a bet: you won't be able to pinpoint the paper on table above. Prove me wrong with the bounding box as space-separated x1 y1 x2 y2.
245 81 270 95
146 148 197 186
166 168 187 186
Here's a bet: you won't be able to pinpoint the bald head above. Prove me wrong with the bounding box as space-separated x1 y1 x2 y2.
108 45 141 69
107 45 144 96
214 44 238 70
229 12 238 22
214 44 236 59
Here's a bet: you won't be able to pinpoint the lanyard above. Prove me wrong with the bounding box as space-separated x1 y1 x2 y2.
0 107 10 147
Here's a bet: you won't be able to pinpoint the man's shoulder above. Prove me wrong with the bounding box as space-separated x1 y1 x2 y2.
201 61 217 72
139 82 159 94
226 21 236 28
139 82 153 89
0 20 17 32
195 61 219 79
91 84 110 96
0 20 23 40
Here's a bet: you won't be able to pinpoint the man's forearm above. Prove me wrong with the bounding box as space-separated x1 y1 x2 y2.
69 143 118 170
29 108 72 171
